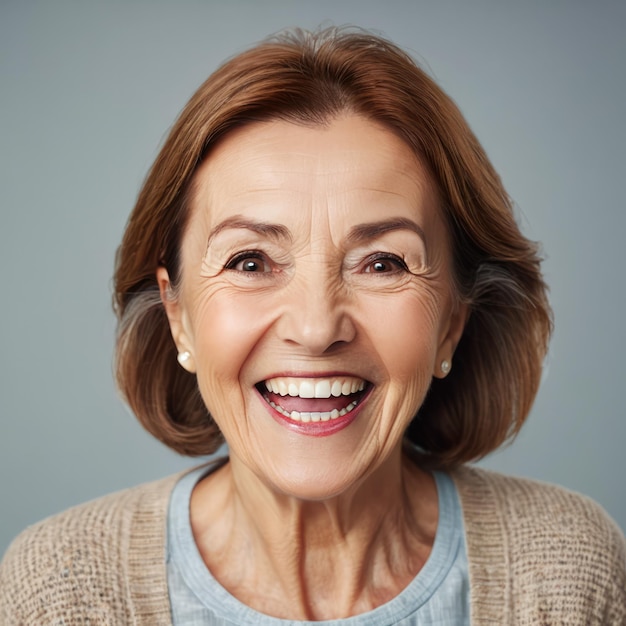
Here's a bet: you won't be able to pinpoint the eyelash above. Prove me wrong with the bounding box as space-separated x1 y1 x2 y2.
224 250 272 273
224 250 410 276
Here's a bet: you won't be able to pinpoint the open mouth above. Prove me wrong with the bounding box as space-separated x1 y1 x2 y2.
256 376 371 423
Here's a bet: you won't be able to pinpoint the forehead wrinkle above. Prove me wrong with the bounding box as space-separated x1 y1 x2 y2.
331 187 423 203
221 187 298 200
213 144 424 183
359 188 414 198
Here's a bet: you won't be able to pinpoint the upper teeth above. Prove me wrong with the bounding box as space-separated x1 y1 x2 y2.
263 376 365 398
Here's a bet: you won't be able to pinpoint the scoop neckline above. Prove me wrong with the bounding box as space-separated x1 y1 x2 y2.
167 461 462 626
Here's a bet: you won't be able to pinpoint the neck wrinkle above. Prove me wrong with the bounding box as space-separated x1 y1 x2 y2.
191 451 438 620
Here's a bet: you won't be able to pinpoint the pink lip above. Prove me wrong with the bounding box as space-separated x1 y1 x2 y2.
261 370 366 379
256 384 372 438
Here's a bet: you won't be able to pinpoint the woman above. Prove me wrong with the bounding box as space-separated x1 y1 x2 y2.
1 27 624 624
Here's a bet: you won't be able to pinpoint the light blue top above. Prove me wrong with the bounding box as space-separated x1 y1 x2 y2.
166 464 469 625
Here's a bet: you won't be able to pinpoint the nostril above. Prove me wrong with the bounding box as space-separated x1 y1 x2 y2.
276 305 357 354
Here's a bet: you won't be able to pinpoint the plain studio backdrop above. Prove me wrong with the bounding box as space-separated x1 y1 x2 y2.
1 0 625 557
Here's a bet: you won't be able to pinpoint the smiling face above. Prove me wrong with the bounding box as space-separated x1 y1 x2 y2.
158 115 466 500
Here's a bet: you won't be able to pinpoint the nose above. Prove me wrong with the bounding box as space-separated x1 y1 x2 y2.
275 273 357 355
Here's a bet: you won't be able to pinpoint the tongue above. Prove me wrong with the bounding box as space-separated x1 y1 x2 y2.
264 391 357 413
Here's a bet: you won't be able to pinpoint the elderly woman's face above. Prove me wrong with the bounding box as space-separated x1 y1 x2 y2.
160 116 465 499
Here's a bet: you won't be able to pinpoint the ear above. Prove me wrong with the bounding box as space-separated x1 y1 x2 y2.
156 267 196 373
433 301 469 379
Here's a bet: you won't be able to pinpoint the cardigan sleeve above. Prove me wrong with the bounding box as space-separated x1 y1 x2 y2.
0 475 177 626
600 514 626 625
460 467 626 625
0 493 136 625
505 478 626 624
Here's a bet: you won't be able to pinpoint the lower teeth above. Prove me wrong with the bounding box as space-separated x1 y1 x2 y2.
268 400 358 422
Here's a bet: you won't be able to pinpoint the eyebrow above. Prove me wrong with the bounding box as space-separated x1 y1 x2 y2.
346 218 427 248
206 215 426 251
206 216 292 247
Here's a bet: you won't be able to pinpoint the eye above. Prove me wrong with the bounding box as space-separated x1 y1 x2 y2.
363 253 408 274
225 251 271 273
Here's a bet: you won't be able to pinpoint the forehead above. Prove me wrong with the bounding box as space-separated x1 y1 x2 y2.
191 116 438 223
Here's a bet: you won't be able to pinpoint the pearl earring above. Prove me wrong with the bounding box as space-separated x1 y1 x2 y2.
441 360 451 375
177 351 191 367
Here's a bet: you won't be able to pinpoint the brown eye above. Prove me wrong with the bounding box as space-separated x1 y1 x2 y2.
371 260 391 272
364 254 407 273
226 252 271 273
239 258 263 272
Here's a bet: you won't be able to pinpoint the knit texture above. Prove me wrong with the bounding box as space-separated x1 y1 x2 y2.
454 467 626 624
1 466 624 625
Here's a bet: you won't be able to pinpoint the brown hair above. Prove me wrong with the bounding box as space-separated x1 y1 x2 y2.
114 27 552 468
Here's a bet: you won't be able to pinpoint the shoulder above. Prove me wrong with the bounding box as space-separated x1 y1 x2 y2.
452 466 626 624
0 472 181 625
454 465 625 538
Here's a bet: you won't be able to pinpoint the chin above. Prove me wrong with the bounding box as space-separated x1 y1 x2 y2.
252 456 366 502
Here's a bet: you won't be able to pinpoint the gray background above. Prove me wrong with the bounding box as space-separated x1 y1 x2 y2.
1 0 625 557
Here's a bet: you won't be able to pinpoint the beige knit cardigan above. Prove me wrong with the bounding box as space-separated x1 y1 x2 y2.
1 465 625 625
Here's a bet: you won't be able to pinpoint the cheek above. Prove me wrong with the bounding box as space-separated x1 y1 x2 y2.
369 294 443 441
187 287 275 408
362 289 442 381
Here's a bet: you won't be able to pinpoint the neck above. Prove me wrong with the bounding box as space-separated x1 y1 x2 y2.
190 449 438 620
